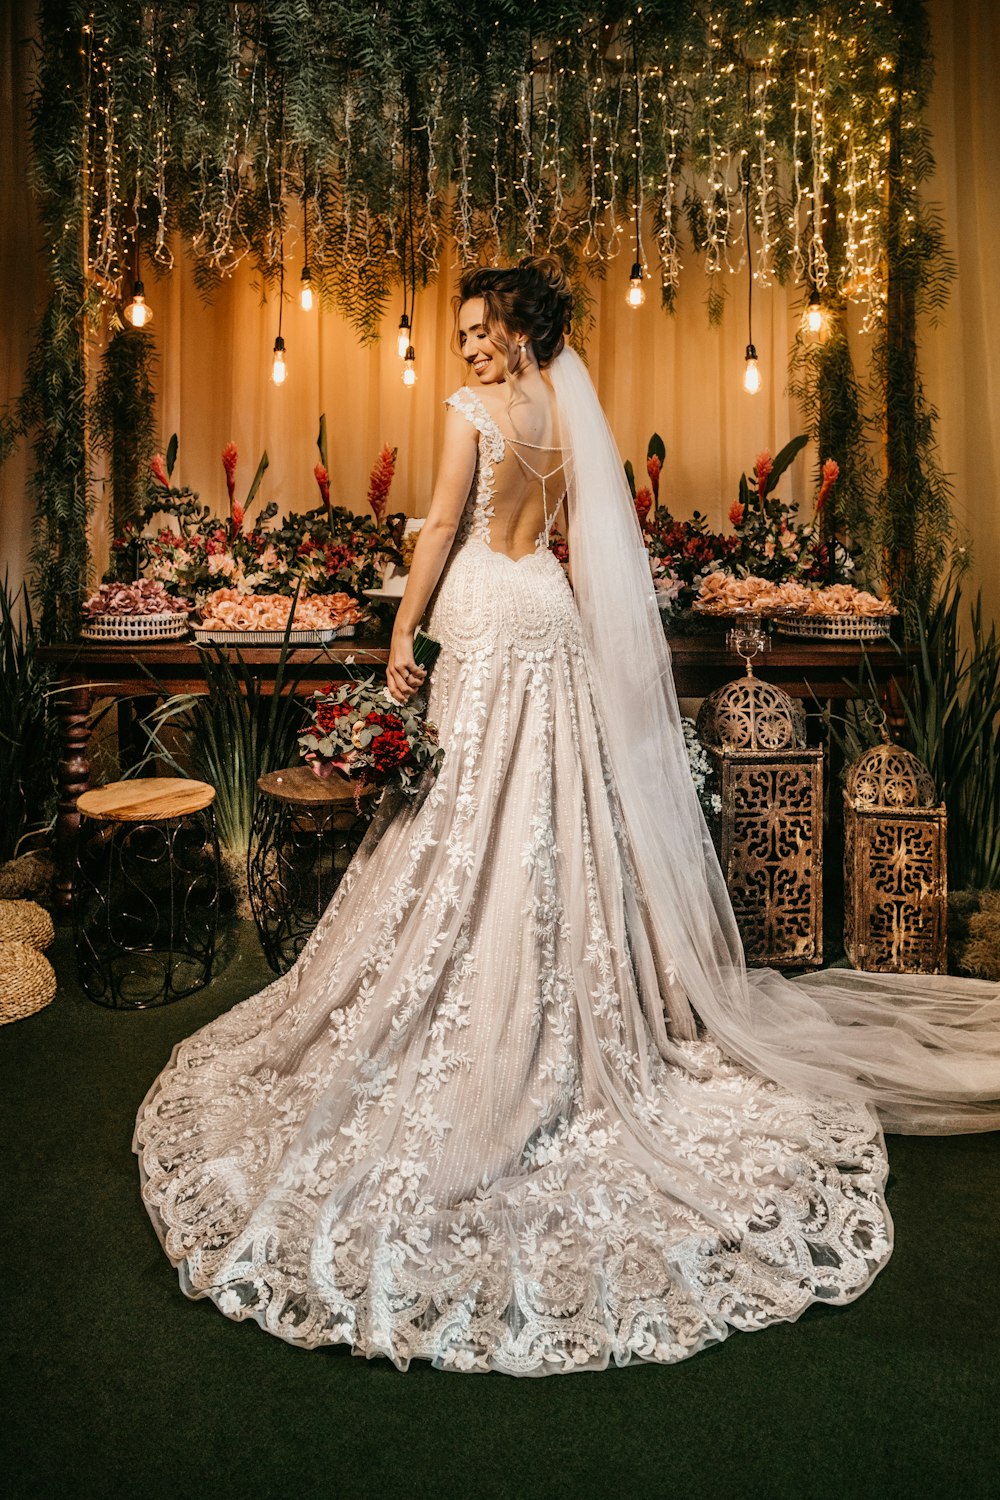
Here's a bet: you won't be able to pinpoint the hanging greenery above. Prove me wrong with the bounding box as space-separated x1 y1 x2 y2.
4 0 954 635
92 325 158 535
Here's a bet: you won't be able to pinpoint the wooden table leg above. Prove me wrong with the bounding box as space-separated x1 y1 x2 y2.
117 693 157 773
54 684 92 916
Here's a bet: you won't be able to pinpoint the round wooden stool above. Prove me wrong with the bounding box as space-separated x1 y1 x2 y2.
73 777 220 1009
248 767 373 974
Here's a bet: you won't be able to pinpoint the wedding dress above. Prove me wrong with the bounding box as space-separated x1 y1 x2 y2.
135 352 1000 1376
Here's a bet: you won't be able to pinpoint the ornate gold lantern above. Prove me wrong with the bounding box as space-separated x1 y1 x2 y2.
843 740 947 974
697 673 823 967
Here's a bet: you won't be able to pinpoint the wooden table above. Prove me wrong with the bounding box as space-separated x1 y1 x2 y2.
41 629 906 913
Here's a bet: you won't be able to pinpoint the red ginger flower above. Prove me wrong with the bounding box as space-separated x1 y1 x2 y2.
754 450 773 499
634 488 653 529
729 500 745 527
367 444 397 527
221 443 242 534
314 462 331 509
222 443 238 504
646 453 661 503
150 453 170 489
816 458 840 511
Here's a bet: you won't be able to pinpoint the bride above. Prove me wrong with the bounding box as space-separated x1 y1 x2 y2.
135 256 1000 1376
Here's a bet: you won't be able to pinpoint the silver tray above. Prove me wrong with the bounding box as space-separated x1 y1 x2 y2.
192 623 359 646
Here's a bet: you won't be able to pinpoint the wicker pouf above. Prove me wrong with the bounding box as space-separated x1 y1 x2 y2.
0 939 57 1024
0 899 55 951
73 778 220 1009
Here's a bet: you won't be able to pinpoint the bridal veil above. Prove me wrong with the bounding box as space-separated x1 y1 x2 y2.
550 345 1000 1134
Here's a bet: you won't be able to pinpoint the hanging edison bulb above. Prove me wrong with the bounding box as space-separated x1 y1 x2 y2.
743 343 761 395
805 288 823 333
626 261 646 309
271 335 287 386
396 312 411 359
299 267 314 312
402 345 417 386
124 279 153 328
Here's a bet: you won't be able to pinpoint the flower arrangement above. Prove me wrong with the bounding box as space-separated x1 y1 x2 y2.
683 717 721 823
107 432 404 607
81 580 190 618
724 439 854 585
197 588 365 632
298 635 444 803
646 513 738 612
694 574 897 617
624 432 864 620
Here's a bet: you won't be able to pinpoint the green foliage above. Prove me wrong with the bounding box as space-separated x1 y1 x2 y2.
765 436 809 497
789 308 877 586
899 581 1000 890
623 460 637 500
0 580 58 861
92 326 158 534
244 452 271 515
830 571 1000 891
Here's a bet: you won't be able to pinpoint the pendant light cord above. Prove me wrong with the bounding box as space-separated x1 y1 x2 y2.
632 23 641 266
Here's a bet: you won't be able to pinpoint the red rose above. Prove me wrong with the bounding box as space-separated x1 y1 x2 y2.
315 701 352 733
371 726 411 776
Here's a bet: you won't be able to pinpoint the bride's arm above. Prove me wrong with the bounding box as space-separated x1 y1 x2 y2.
387 408 478 702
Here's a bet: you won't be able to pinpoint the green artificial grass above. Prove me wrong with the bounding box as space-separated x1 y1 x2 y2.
2 924 998 1500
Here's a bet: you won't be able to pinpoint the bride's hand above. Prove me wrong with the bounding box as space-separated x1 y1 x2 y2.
387 629 427 703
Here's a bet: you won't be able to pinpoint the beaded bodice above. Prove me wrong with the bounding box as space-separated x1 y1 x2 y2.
428 387 578 658
444 386 567 556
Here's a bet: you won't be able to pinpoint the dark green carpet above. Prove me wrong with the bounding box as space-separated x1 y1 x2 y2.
3 925 998 1500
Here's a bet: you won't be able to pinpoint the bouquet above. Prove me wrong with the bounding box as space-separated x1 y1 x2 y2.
298 633 444 802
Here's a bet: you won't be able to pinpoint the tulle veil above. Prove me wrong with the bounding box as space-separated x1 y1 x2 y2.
549 345 1000 1134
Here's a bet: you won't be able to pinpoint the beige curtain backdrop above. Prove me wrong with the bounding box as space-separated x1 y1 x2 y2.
2 0 998 618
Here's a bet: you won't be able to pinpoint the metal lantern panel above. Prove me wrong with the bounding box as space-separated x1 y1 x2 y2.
843 743 947 974
710 746 825 967
700 673 823 969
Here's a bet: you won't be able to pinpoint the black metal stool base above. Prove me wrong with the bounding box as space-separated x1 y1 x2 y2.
249 770 371 975
74 811 220 1009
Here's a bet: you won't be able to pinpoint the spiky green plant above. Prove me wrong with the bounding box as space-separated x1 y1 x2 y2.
0 579 58 861
899 581 1000 889
828 570 1000 891
134 638 309 864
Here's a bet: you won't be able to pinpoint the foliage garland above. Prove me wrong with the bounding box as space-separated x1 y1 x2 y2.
4 0 954 635
92 325 158 535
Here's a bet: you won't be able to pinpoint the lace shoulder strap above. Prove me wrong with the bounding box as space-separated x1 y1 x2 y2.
444 388 505 465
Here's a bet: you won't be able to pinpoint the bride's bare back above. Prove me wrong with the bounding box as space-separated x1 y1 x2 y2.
473 384 568 560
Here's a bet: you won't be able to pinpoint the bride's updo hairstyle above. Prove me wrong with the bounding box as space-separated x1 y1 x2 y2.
456 255 573 368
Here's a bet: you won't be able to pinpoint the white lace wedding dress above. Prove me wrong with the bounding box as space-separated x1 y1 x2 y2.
135 383 896 1374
